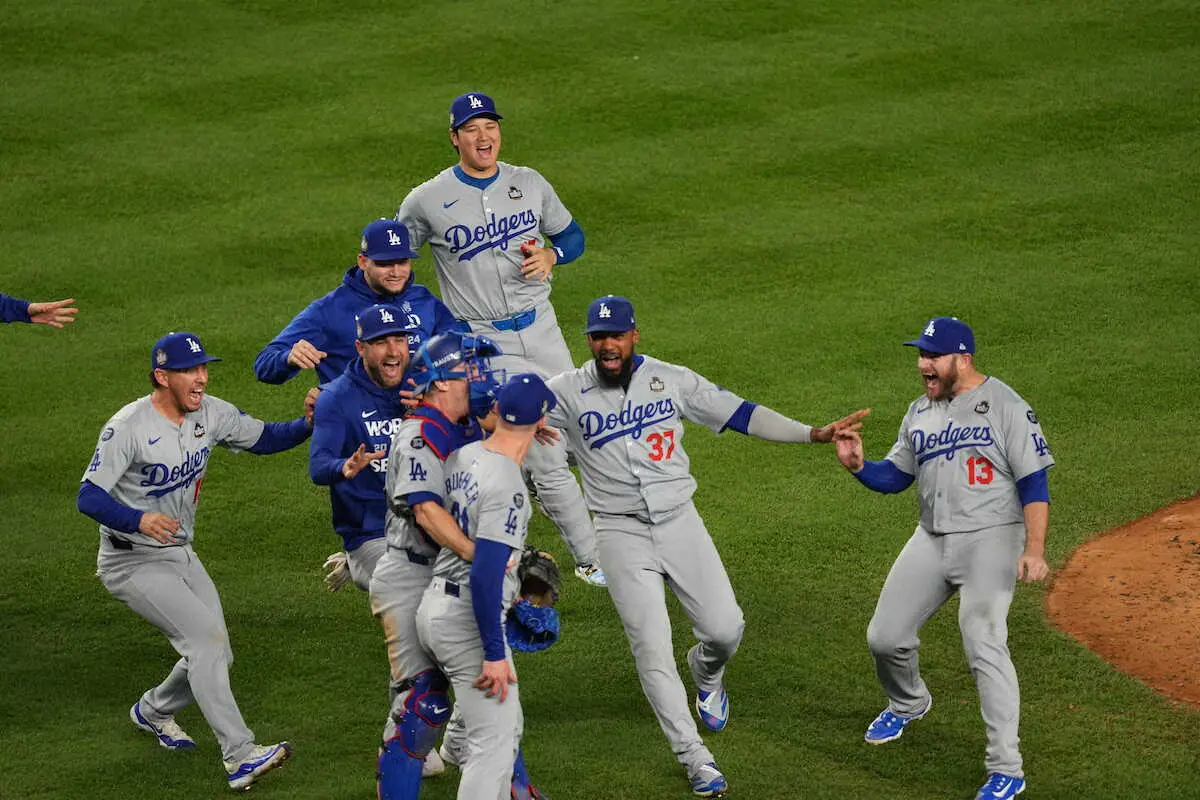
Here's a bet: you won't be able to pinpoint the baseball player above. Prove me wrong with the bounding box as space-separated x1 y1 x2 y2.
394 92 605 587
371 331 499 796
415 373 555 800
1 292 77 327
543 296 869 797
254 218 463 387
833 316 1053 800
308 304 422 591
76 331 312 791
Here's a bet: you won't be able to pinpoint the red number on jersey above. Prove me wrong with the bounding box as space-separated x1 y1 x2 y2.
193 477 205 505
966 457 994 485
647 430 676 461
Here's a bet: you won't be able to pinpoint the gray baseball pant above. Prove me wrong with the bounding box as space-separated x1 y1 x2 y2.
97 541 255 763
595 503 744 774
867 523 1026 776
348 535 388 591
416 578 522 800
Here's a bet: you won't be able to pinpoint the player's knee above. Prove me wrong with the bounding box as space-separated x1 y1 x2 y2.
866 620 912 657
958 603 1010 651
705 618 745 658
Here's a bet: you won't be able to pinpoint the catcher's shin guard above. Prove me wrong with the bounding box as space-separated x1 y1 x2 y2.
378 670 451 800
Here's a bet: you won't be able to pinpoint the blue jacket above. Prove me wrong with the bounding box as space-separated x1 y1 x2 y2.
1 293 31 323
254 267 463 385
308 358 409 550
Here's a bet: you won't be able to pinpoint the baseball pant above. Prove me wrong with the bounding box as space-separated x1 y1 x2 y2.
417 579 522 800
466 301 598 567
371 548 466 756
349 536 388 592
595 503 744 774
97 542 255 763
867 523 1025 776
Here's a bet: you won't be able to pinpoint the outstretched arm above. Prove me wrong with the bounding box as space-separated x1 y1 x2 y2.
726 402 870 444
835 428 914 494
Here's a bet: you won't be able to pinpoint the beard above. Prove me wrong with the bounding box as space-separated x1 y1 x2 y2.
595 354 635 388
923 360 959 400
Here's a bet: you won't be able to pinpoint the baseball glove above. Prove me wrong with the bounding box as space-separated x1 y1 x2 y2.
506 547 562 653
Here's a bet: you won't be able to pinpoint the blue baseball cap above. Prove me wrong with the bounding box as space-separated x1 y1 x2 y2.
151 332 222 370
449 92 503 130
585 295 637 334
904 316 975 355
356 304 416 342
497 373 558 426
360 219 419 262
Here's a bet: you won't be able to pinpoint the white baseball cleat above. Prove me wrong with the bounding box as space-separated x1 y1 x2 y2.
129 701 196 750
421 747 445 777
224 742 291 791
574 563 608 587
438 740 465 768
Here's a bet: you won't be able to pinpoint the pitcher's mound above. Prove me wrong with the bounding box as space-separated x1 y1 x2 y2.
1046 494 1200 707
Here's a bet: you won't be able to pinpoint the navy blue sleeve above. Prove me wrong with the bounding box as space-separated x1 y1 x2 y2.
470 538 513 662
1 293 32 324
249 418 311 455
853 459 915 494
254 301 327 384
77 480 143 533
721 401 757 434
547 220 585 265
431 297 466 336
1016 468 1050 505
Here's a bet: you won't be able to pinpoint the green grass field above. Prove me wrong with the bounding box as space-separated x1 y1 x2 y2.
2 1 1198 797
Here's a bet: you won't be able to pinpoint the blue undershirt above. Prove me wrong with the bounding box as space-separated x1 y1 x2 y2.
471 538 513 662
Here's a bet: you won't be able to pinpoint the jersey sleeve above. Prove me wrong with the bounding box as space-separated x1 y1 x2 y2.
999 400 1055 481
82 417 136 491
207 396 267 452
389 432 448 509
884 406 918 475
474 463 528 548
544 375 570 428
532 169 572 237
308 389 350 484
397 190 432 249
253 300 329 384
674 367 745 433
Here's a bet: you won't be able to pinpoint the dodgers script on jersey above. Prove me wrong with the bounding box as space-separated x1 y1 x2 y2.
396 163 572 321
83 395 265 545
885 377 1054 534
546 357 744 524
431 442 531 606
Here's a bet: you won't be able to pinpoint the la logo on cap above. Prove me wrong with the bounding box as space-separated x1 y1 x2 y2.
923 320 936 337
379 309 395 323
387 229 402 246
599 303 612 319
469 94 483 109
187 337 202 354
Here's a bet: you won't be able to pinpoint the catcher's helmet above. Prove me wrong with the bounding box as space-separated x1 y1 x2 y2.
409 332 504 417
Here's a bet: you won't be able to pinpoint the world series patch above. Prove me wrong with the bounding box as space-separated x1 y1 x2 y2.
410 437 425 449
1026 410 1039 424
513 492 525 508
975 401 990 414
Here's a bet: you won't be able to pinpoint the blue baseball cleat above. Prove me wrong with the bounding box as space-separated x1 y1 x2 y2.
225 742 291 791
689 762 729 797
695 686 729 732
129 701 196 750
975 772 1025 799
864 698 931 744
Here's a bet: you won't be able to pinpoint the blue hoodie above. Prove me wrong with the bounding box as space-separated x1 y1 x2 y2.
255 266 463 385
308 358 409 550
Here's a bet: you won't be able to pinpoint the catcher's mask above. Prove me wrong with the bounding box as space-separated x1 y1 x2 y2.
408 332 505 417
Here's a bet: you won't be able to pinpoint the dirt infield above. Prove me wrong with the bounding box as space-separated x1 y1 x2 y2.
1046 494 1200 707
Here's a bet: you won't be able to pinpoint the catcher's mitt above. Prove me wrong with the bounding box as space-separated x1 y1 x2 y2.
506 547 562 653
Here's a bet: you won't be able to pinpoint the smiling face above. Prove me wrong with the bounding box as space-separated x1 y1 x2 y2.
451 117 502 177
154 364 209 417
358 255 413 296
356 334 411 389
588 329 640 386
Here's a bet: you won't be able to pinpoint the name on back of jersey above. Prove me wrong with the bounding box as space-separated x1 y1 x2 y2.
579 397 677 449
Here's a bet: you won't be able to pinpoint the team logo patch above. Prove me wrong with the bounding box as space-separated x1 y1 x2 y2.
513 493 525 508
155 348 167 366
193 423 205 438
101 427 115 441
1026 410 1039 424
410 437 425 450
974 401 990 414
508 185 523 199
650 377 665 393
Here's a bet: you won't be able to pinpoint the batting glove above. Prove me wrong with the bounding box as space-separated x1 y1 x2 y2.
322 551 351 592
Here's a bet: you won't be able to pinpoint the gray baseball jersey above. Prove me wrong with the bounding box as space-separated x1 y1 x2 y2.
83 395 265 546
545 357 745 523
431 441 531 606
384 416 451 560
396 162 573 322
884 376 1055 534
